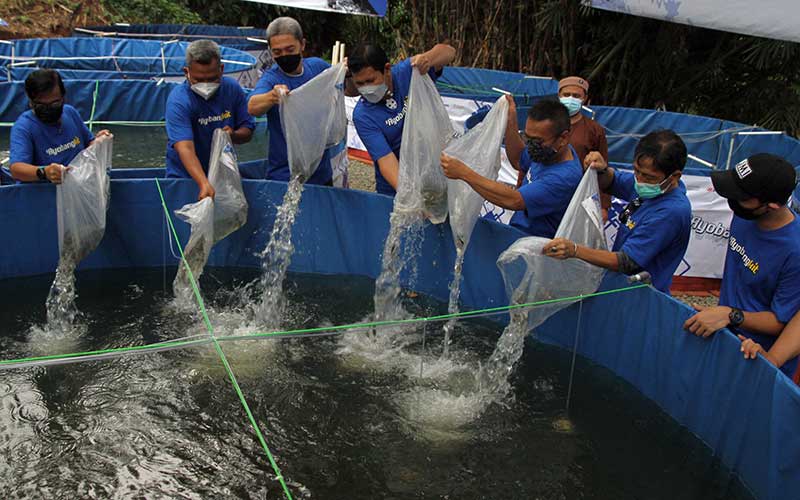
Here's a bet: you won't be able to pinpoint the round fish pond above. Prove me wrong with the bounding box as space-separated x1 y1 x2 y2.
0 268 752 499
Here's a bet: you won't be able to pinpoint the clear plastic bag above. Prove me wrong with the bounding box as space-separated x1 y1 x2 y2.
481 168 607 396
497 167 607 330
173 129 248 302
445 95 509 249
46 135 113 329
279 62 348 182
394 70 455 224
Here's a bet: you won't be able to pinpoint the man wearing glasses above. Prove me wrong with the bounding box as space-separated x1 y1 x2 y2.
543 130 692 294
247 16 335 186
9 69 110 183
441 99 583 238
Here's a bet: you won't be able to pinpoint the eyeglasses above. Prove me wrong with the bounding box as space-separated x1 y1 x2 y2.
618 198 643 225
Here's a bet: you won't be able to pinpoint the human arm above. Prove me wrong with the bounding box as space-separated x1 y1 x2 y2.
441 153 525 210
410 43 456 74
584 151 615 192
504 96 525 171
684 306 785 338
173 140 214 200
542 237 636 272
376 152 400 190
739 310 800 365
10 161 67 183
247 84 288 117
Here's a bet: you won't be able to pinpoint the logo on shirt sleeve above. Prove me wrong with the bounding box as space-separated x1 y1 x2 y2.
46 136 81 157
198 110 232 127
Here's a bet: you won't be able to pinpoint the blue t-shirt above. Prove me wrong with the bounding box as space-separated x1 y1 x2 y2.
249 57 333 185
508 146 584 238
719 215 800 378
9 105 94 175
352 59 441 196
165 77 254 178
610 170 692 294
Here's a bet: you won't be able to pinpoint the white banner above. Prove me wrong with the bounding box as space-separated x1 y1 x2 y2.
587 0 800 44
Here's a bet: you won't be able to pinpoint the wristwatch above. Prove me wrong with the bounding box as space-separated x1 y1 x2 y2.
36 166 47 181
728 307 745 328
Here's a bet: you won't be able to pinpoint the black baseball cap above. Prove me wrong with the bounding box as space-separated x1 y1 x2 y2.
711 153 797 204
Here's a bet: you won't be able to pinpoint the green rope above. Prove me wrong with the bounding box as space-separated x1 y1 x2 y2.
0 284 647 369
155 179 294 500
88 80 99 133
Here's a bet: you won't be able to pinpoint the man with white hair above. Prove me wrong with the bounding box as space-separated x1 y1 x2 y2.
165 39 255 199
248 16 338 185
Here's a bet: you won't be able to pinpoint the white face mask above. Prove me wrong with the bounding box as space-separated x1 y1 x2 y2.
358 83 388 104
191 82 220 100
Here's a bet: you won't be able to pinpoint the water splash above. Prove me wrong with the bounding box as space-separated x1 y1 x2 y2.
45 261 79 331
441 245 466 358
253 176 305 329
477 304 530 399
372 212 425 324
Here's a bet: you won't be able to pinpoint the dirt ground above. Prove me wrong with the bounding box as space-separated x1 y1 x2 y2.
0 0 111 40
347 158 375 192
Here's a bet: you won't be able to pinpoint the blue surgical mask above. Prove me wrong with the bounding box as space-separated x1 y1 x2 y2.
559 96 583 116
358 83 388 104
634 175 672 199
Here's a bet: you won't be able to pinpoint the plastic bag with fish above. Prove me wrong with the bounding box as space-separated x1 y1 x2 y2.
46 135 113 329
279 62 348 182
445 95 509 250
173 129 248 303
394 70 455 224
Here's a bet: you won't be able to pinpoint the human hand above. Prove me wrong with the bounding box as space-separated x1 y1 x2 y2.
738 335 767 361
198 181 215 200
683 305 732 338
270 84 290 105
584 151 608 171
45 163 67 184
411 53 432 74
440 153 469 180
542 238 578 260
222 125 234 136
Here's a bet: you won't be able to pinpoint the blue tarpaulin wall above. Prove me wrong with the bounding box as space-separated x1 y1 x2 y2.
0 37 256 80
74 24 269 52
0 179 798 500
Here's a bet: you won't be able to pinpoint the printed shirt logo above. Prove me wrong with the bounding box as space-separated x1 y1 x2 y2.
198 110 232 127
735 159 752 179
46 136 80 157
385 97 398 110
729 236 760 274
385 96 409 127
625 219 636 230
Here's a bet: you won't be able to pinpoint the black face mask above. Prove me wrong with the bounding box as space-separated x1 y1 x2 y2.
728 199 765 220
33 101 63 124
275 54 302 74
526 138 558 164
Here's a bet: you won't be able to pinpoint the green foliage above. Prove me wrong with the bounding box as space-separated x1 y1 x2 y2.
103 0 201 24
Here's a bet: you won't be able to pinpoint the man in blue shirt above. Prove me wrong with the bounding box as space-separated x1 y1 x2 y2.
441 99 583 238
542 130 692 294
10 69 110 183
165 40 254 200
685 154 800 377
247 17 335 185
349 42 456 196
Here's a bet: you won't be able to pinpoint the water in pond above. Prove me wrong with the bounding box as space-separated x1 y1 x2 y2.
0 268 753 499
0 124 269 170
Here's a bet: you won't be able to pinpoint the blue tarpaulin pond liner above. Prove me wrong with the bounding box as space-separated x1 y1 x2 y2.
0 37 257 82
0 178 798 499
73 24 269 53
